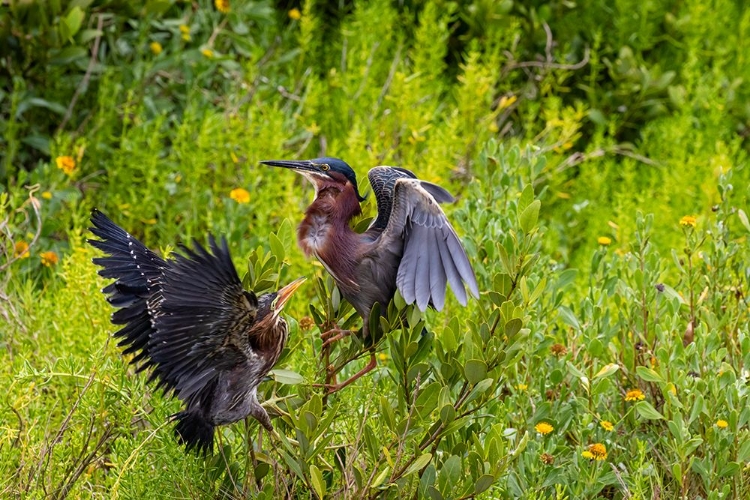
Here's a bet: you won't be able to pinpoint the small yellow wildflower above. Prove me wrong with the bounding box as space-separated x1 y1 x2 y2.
540 453 554 465
288 8 302 20
14 241 30 259
588 443 607 460
229 188 250 204
535 422 554 435
597 236 612 246
214 0 230 13
42 191 52 200
41 251 59 267
581 450 594 460
149 41 162 55
179 24 191 41
516 383 527 391
600 420 614 432
299 316 314 330
201 48 214 58
716 419 728 429
625 388 645 402
378 353 388 362
56 156 76 175
680 215 697 228
499 95 517 109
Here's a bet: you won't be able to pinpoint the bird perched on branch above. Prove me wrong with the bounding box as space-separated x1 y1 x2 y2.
261 157 479 392
88 209 304 454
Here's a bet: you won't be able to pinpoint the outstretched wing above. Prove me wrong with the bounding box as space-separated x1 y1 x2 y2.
88 209 166 373
368 166 455 231
368 169 479 311
149 235 259 405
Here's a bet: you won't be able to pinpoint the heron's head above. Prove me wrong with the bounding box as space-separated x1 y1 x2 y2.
255 277 306 328
260 157 366 202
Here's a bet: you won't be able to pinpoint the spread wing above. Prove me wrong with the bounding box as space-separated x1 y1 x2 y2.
150 235 260 406
88 209 166 373
368 168 479 311
368 166 455 231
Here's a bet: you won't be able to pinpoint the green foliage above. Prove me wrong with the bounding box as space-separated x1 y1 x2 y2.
1 0 750 498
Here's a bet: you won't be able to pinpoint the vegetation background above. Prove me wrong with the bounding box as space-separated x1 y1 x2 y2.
1 0 749 498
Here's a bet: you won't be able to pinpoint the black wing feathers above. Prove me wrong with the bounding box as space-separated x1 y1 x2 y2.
88 209 166 373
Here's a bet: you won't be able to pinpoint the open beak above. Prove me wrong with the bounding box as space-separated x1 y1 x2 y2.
273 277 306 317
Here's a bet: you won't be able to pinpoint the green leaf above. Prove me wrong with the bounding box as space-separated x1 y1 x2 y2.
404 453 433 477
636 366 664 383
519 200 540 233
518 185 534 214
269 369 304 385
738 209 750 233
593 363 619 380
636 401 664 420
464 359 487 385
268 232 285 263
557 306 580 330
474 474 495 494
61 7 85 41
371 467 390 488
309 465 325 499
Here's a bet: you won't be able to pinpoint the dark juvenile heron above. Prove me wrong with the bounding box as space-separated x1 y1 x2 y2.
261 157 479 391
88 209 304 454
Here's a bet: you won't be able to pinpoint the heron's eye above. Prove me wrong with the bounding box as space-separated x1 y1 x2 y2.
321 164 330 171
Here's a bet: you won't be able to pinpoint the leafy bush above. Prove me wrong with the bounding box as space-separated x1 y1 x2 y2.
1 0 749 498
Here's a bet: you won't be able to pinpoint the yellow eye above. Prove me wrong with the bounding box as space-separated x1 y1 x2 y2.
321 164 330 171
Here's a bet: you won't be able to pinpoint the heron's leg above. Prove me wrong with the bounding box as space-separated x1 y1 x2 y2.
322 350 377 394
248 400 274 433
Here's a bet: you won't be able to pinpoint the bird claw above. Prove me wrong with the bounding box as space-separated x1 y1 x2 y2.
320 329 353 349
314 352 377 394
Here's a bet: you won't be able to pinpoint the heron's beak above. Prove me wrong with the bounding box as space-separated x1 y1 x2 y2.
273 277 306 317
260 159 331 183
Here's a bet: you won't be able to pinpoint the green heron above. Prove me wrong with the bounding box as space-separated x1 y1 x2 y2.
261 157 479 391
88 209 304 454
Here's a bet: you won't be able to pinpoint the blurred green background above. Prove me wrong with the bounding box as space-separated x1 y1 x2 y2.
1 0 749 498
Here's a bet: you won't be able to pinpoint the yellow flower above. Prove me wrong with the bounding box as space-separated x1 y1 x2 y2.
516 383 527 391
14 241 30 259
600 420 614 432
201 48 214 58
42 191 52 200
288 8 302 20
597 236 612 246
179 24 191 41
55 156 76 175
41 251 59 267
716 419 728 429
535 422 554 435
587 443 607 460
149 41 162 55
581 451 594 460
214 0 230 13
499 95 517 109
229 188 250 204
378 353 388 362
680 215 697 228
625 388 645 402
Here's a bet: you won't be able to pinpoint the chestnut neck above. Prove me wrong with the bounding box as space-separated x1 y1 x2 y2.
298 183 363 292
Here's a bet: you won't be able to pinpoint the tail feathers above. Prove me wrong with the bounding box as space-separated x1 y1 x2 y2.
173 410 215 455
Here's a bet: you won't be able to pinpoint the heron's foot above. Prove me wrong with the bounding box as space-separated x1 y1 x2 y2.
320 327 354 348
315 352 377 394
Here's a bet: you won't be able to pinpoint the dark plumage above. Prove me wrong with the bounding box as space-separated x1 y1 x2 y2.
261 157 479 391
88 209 304 454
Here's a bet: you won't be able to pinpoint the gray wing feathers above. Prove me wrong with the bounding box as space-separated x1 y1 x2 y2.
381 178 479 311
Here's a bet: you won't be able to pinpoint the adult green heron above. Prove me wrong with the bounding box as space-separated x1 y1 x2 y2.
88 209 304 454
261 157 479 391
